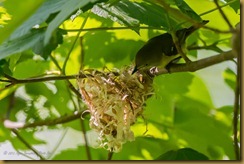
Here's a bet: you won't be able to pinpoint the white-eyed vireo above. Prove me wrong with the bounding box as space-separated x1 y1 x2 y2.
132 20 209 74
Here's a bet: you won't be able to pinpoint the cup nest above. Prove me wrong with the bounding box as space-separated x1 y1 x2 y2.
77 67 154 152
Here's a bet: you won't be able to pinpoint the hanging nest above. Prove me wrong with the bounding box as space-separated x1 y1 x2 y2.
77 66 154 152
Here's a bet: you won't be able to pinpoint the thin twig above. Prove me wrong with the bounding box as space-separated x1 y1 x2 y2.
50 55 82 98
11 129 45 160
62 12 90 74
80 118 92 160
6 92 15 119
214 0 234 30
47 128 69 159
75 97 92 160
187 41 223 52
64 26 165 32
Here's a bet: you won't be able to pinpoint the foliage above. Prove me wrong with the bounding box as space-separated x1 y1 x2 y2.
0 0 240 160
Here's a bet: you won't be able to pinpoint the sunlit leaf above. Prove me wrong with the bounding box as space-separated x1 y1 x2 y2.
44 0 107 44
7 0 67 40
0 0 44 44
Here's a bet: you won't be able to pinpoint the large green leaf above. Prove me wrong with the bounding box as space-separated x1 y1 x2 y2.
92 0 179 32
156 148 209 160
0 0 44 44
7 0 67 40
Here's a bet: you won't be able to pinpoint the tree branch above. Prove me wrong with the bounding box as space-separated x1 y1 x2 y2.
153 50 235 76
4 74 78 84
22 110 85 129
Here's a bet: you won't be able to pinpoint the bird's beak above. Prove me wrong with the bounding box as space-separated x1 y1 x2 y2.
131 66 138 75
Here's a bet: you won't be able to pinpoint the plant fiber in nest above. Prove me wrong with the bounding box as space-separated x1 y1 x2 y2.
77 67 154 152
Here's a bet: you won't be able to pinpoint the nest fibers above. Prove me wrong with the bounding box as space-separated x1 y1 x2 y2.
77 67 154 152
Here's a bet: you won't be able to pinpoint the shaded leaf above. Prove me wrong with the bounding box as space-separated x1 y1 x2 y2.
156 148 209 160
113 137 175 160
174 96 235 159
0 29 44 60
33 28 67 59
222 68 236 91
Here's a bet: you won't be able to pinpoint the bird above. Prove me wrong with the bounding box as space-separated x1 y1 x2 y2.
132 20 209 75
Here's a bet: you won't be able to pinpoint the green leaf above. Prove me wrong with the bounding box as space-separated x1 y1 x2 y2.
156 148 209 160
33 28 67 59
174 97 235 159
225 0 240 13
0 29 45 60
174 0 202 21
8 0 67 40
92 0 179 33
0 0 44 44
222 68 236 91
0 27 66 59
44 0 106 44
12 58 49 78
185 75 214 108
